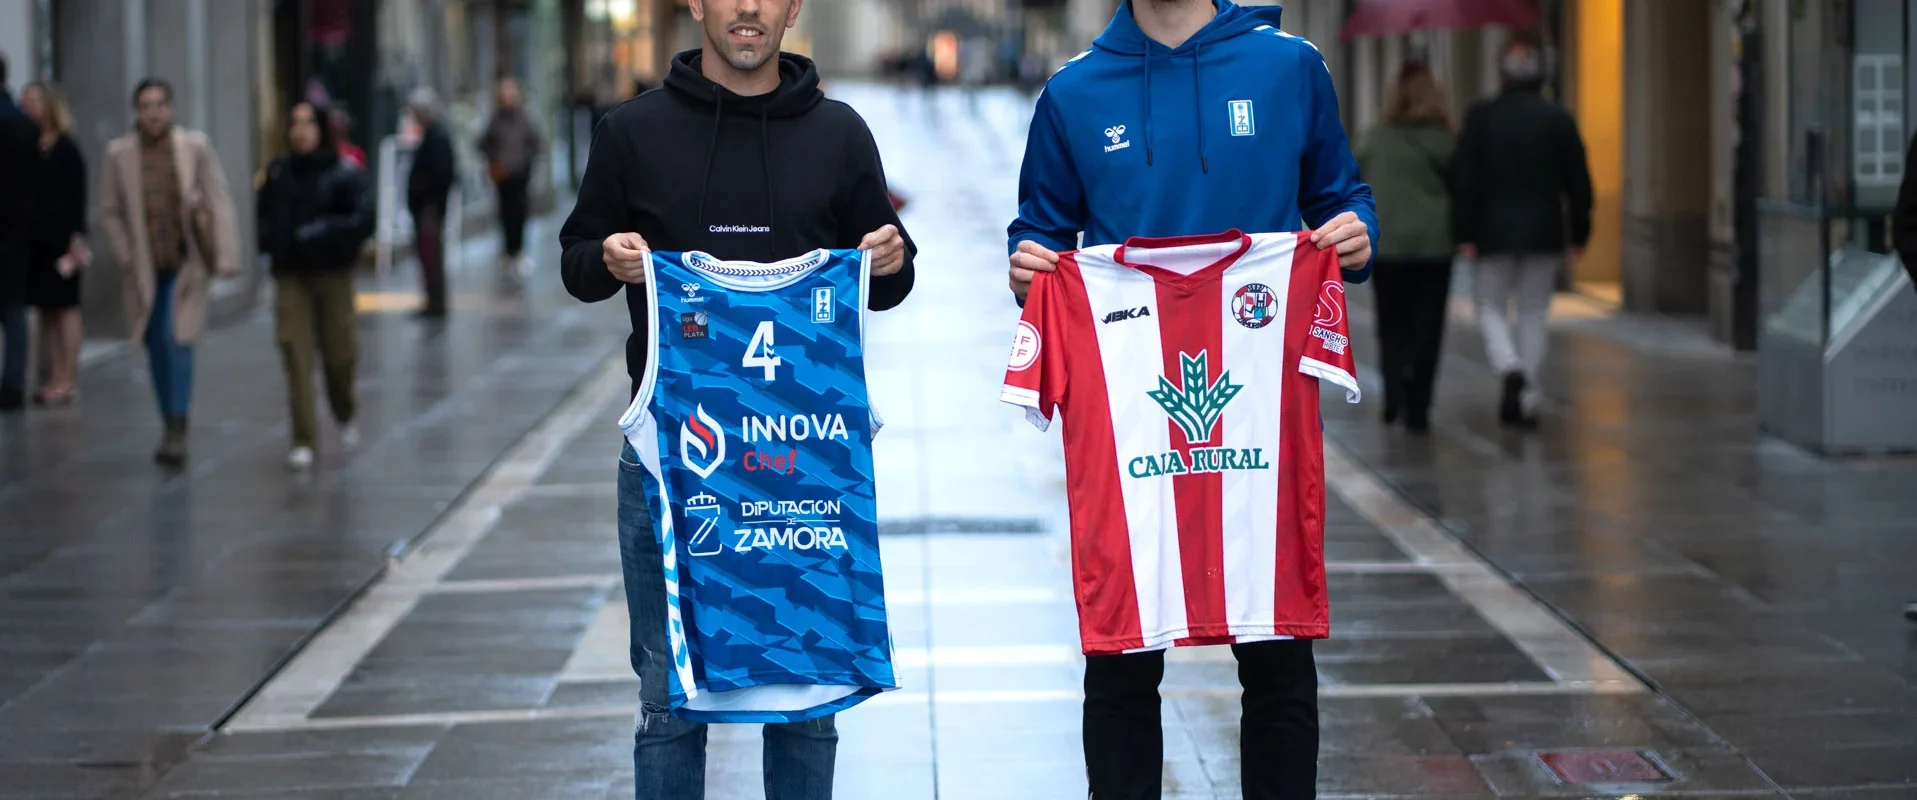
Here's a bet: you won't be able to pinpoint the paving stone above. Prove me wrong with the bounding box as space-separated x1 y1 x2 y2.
146 748 434 795
406 717 634 782
1468 748 1774 797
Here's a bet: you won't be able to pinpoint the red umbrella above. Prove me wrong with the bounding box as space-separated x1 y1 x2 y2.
1340 0 1540 42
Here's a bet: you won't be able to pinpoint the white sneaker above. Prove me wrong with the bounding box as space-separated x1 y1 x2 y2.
340 423 361 448
516 254 534 277
287 446 316 470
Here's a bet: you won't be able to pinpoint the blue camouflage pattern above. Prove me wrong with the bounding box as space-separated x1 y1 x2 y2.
621 248 894 723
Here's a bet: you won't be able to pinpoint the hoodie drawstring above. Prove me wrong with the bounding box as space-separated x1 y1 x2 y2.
1192 42 1208 174
1142 47 1155 166
1142 43 1207 172
761 108 775 260
695 88 779 258
696 89 724 233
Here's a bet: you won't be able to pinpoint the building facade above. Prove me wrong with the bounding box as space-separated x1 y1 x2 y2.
4 0 613 337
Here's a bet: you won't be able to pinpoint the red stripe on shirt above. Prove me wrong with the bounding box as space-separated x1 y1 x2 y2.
1154 275 1229 642
1277 235 1330 637
1058 253 1146 652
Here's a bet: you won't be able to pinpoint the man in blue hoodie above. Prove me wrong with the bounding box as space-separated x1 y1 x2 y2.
1005 1 1376 798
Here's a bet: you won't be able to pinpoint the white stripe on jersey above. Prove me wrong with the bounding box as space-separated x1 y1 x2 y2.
618 260 702 705
1078 250 1189 647
1218 234 1297 635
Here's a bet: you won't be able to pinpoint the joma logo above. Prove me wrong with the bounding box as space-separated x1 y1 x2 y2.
1102 306 1152 324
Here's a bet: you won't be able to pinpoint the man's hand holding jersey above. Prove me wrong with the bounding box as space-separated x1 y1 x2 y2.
603 232 650 284
1309 211 1372 271
860 224 907 277
1009 240 1061 301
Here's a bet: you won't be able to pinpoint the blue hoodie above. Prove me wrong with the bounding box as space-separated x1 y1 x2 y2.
1008 0 1378 282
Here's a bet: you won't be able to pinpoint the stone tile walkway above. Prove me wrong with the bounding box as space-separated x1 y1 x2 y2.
4 82 1915 799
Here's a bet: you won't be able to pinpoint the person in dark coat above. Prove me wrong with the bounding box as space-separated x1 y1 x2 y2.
1892 131 1917 625
20 82 89 406
405 87 457 318
0 53 41 412
1895 131 1917 293
258 101 375 470
478 77 542 274
1452 31 1594 429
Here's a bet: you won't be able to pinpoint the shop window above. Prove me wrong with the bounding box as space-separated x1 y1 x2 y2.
1852 53 1904 191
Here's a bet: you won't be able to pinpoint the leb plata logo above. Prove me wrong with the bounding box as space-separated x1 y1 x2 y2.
1132 350 1270 479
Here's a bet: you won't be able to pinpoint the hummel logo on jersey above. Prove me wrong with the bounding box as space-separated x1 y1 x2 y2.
1103 125 1131 153
1102 306 1152 324
680 404 727 479
1134 350 1270 479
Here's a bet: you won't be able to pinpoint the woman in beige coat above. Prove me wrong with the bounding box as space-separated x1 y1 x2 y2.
97 78 240 466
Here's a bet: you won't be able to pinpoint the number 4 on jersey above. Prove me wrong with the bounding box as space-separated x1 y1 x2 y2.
743 320 782 380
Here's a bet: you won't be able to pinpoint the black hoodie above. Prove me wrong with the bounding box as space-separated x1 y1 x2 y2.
559 50 917 397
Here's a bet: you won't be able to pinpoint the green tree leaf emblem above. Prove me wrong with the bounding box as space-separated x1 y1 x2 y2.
1146 351 1242 445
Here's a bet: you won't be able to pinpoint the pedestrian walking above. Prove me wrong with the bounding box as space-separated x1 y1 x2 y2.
405 88 456 319
1452 31 1593 429
478 77 542 276
0 54 39 412
330 106 367 170
97 77 242 466
1358 61 1456 434
1889 128 1917 624
20 82 90 407
258 101 374 470
1005 1 1377 797
558 0 915 793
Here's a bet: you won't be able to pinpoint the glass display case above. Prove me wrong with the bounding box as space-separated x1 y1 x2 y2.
1755 0 1917 455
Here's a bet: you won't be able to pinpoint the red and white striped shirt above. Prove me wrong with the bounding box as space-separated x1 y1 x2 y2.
1001 230 1360 655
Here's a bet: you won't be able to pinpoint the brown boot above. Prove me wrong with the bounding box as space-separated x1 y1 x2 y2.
155 416 189 467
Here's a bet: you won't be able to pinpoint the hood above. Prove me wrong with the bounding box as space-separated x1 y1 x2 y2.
664 49 825 118
1089 0 1283 173
661 49 827 258
1092 0 1280 56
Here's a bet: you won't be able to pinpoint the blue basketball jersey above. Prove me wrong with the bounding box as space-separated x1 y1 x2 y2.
618 248 895 723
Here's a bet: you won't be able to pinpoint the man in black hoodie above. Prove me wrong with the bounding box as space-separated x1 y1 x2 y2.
557 0 914 796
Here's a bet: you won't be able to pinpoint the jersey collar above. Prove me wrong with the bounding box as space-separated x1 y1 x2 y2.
1112 229 1253 285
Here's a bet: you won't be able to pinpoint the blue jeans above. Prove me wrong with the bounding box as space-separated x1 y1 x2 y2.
145 271 194 418
618 442 838 800
0 301 24 395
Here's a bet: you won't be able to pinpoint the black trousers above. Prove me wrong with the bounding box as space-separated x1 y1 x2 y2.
497 174 531 258
1370 256 1454 426
1084 639 1318 800
413 204 447 313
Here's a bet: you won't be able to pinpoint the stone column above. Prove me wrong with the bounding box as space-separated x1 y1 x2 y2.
1706 0 1744 344
0 1 35 81
1620 0 1712 313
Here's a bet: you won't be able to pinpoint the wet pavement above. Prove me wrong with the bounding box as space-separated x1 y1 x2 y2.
2 83 1915 799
